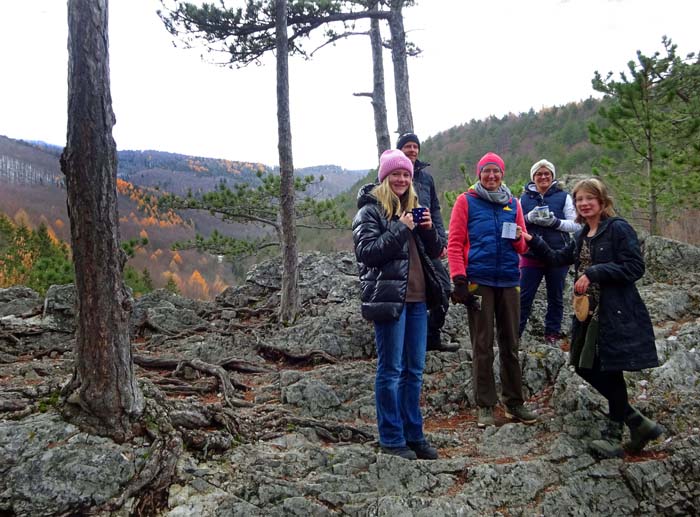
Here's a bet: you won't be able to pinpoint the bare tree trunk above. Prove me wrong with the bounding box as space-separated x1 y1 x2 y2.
389 0 414 134
60 0 143 442
369 2 391 158
275 0 299 323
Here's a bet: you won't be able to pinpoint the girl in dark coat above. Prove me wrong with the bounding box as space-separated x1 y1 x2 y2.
523 178 663 458
352 149 444 461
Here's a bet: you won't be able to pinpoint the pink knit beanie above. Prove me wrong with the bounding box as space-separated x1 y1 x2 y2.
476 152 506 177
378 149 414 183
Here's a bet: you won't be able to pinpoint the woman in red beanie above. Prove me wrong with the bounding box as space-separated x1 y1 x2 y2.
447 152 538 428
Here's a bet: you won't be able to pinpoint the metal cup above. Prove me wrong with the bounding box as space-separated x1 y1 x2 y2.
412 207 427 223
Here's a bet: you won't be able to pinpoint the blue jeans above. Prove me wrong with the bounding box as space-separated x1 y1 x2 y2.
374 302 428 448
519 265 569 336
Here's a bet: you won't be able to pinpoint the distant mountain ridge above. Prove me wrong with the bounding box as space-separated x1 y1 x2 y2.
15 138 366 195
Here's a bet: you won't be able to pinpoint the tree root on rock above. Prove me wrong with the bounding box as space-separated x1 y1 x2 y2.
94 392 184 517
241 405 373 444
255 343 338 366
134 355 253 408
0 330 22 346
173 359 251 408
134 354 272 374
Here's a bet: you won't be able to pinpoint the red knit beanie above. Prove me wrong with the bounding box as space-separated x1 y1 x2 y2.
476 152 505 177
378 149 414 183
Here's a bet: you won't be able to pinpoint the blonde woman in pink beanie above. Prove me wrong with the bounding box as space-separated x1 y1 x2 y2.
352 149 447 460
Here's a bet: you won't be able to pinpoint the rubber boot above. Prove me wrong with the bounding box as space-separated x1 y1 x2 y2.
590 419 624 458
624 407 664 454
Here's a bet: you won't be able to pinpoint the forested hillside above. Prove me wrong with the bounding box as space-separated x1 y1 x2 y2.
0 135 366 299
420 98 605 193
334 96 700 245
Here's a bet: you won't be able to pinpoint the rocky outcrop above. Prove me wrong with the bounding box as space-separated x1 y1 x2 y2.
1 237 699 516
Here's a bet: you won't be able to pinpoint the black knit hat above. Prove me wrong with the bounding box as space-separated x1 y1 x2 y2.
396 132 420 150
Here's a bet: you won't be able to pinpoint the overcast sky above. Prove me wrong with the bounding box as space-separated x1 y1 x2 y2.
1 0 698 170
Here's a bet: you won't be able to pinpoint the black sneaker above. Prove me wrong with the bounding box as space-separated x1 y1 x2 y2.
380 446 417 460
407 440 438 460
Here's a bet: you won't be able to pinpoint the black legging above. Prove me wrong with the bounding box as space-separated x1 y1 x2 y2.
575 367 633 422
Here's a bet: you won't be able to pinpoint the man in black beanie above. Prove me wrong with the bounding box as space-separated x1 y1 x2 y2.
397 132 457 352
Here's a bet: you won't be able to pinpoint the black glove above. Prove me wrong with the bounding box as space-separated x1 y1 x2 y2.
450 275 470 304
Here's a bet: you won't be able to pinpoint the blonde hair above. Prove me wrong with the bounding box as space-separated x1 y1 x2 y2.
372 179 420 219
572 178 616 224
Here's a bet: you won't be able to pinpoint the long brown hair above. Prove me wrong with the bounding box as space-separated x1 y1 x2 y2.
572 178 616 224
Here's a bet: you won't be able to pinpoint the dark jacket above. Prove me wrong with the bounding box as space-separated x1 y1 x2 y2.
528 217 658 371
520 182 572 255
352 183 444 322
413 159 451 297
413 160 447 248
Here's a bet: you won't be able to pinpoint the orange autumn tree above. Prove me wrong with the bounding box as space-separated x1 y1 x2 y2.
187 269 210 299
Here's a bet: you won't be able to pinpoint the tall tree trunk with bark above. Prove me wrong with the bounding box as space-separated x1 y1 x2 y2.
369 2 391 158
60 0 144 442
389 0 414 134
275 0 299 323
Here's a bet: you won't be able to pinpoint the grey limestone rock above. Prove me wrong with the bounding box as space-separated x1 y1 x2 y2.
2 240 700 515
0 286 42 317
0 413 146 516
41 283 77 332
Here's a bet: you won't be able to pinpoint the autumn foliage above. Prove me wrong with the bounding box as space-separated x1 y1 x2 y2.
116 178 187 227
0 213 73 293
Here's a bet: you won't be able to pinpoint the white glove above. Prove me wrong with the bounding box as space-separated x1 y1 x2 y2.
538 211 560 228
526 210 547 224
527 209 559 228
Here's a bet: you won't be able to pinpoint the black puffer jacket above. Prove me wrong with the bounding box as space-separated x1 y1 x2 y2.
352 184 444 322
528 216 658 371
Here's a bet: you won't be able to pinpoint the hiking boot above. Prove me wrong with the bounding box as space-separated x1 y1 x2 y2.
407 440 438 460
426 333 460 352
624 407 664 454
505 404 538 424
477 407 495 428
544 334 560 348
380 446 417 460
590 419 624 459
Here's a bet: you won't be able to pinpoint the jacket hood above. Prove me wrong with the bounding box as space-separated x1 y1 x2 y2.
356 183 378 209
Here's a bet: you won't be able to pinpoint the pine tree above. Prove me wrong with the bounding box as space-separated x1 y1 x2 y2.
158 0 416 321
165 274 181 295
142 267 154 292
25 224 74 294
588 37 700 233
